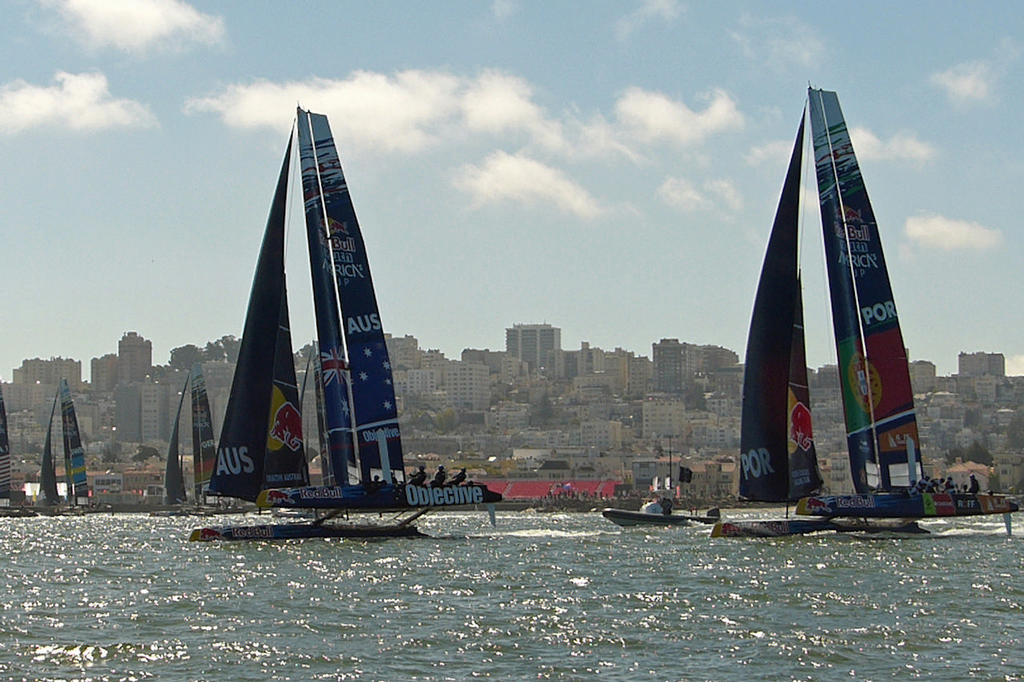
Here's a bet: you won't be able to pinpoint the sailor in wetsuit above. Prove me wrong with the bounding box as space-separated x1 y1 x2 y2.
660 496 673 516
408 466 427 486
432 465 447 487
448 467 467 486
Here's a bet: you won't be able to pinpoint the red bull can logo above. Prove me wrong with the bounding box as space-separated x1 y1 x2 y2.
788 401 814 452
269 402 303 452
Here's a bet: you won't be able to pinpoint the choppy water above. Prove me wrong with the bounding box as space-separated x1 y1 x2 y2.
0 509 1021 681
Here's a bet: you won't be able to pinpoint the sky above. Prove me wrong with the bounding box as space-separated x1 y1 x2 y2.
2 0 1023 382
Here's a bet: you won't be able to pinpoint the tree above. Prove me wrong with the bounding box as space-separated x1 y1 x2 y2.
965 441 993 467
434 408 458 434
1006 412 1024 449
133 444 160 463
169 344 204 370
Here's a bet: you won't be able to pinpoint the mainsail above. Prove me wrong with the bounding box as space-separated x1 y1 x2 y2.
38 392 60 506
164 374 189 505
297 109 405 485
59 379 89 505
739 115 823 502
808 88 920 493
190 363 216 501
209 136 310 502
0 385 10 506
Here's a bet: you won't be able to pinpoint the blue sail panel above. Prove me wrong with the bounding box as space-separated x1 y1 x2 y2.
0 384 9 500
210 138 293 502
59 379 88 501
297 110 357 485
809 88 920 492
305 112 405 483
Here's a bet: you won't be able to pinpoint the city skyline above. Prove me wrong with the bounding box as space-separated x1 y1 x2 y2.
4 325 1014 386
4 2 1024 381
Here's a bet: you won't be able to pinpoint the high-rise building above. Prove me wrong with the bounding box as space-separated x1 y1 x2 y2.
11 357 83 389
118 332 152 385
958 352 1005 378
91 354 119 392
652 338 685 394
505 323 561 372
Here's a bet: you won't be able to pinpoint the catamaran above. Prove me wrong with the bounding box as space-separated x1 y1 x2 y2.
713 88 1018 538
189 108 501 541
35 379 91 514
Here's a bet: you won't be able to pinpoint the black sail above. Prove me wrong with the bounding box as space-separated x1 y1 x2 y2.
739 115 822 501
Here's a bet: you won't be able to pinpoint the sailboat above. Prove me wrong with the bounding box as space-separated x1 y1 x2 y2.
713 88 1017 538
0 384 34 516
162 373 190 505
35 379 91 513
189 108 501 542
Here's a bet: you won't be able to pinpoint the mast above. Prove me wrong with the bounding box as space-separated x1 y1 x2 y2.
808 87 920 492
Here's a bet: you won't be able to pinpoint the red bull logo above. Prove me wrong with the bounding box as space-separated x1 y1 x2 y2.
197 528 223 541
264 490 291 504
269 402 303 452
788 401 814 452
805 497 830 513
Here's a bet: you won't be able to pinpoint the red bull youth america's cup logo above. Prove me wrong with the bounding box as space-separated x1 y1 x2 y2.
788 401 813 453
269 400 303 452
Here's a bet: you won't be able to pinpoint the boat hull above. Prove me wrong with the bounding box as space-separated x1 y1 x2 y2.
188 522 426 542
257 482 502 511
796 492 1019 518
711 518 929 538
601 508 692 527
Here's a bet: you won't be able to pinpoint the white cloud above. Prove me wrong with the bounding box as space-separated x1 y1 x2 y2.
904 213 1002 251
731 15 825 71
490 0 517 21
460 71 565 151
39 0 225 53
931 61 993 103
849 126 937 163
745 139 794 166
188 70 739 162
186 72 463 154
658 177 707 211
454 151 602 218
615 87 744 146
0 71 157 133
616 0 682 41
658 176 742 212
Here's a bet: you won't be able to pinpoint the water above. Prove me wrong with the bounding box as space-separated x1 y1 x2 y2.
1 510 1021 681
